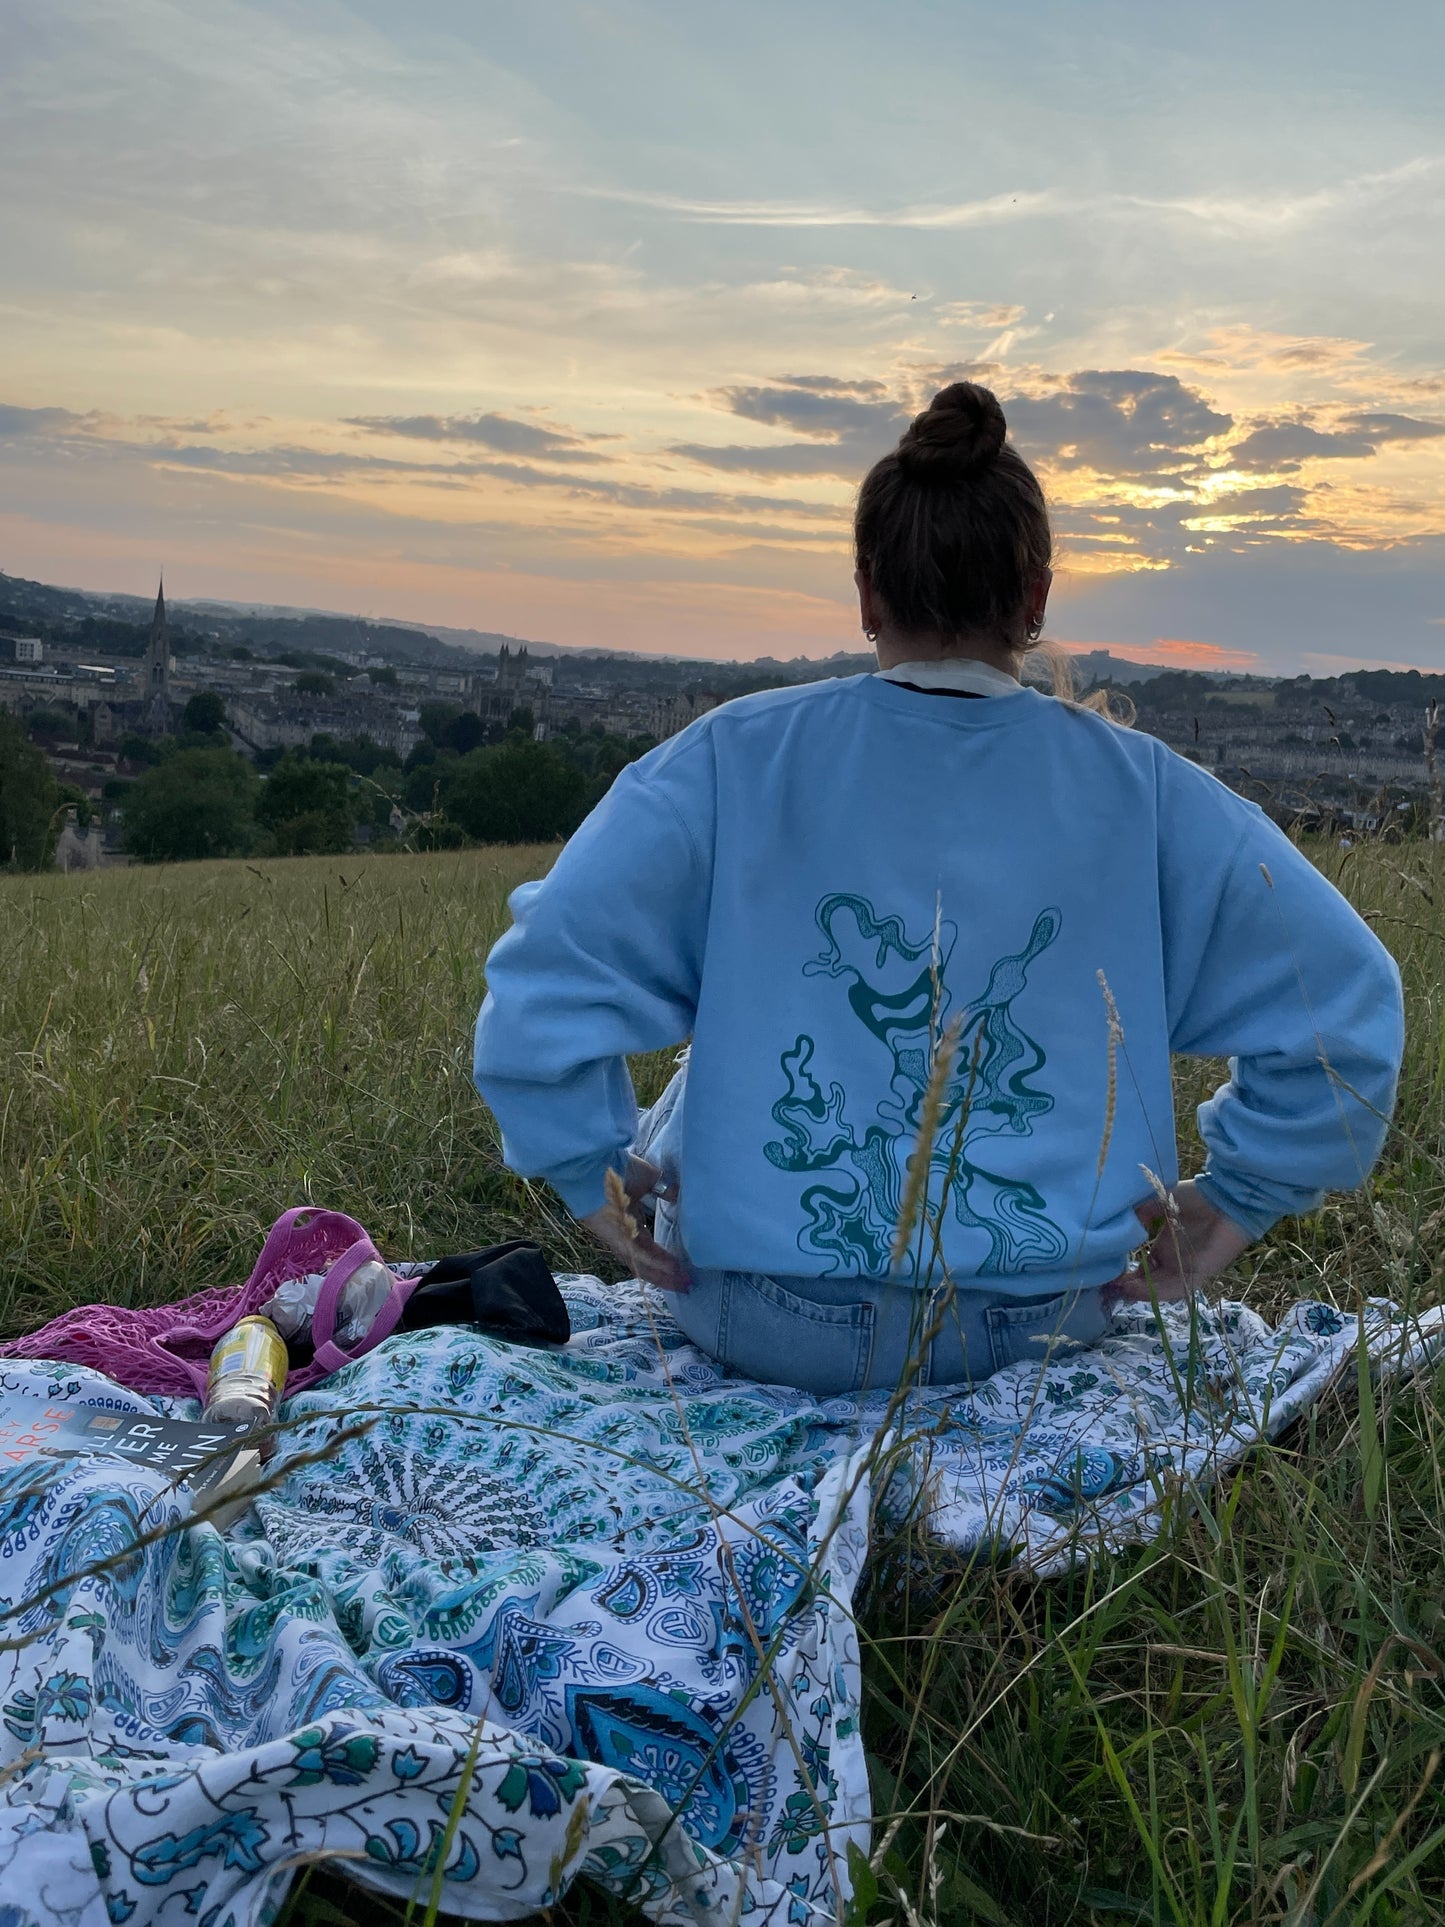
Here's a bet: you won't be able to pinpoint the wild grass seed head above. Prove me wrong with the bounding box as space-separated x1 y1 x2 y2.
891 1012 964 1275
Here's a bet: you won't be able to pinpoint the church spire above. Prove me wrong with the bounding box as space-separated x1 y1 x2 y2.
142 572 172 731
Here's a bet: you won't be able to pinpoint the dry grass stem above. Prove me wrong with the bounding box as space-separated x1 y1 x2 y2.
602 1163 640 1245
890 1012 964 1275
0 842 1442 1926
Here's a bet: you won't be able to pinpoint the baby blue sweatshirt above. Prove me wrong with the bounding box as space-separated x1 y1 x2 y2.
474 676 1403 1294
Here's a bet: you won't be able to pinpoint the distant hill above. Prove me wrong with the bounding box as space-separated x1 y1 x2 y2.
416 619 633 660
9 567 1439 700
0 574 493 672
1064 649 1213 686
0 573 1196 683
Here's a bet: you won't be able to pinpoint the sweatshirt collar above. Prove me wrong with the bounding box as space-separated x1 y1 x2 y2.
876 657 1022 698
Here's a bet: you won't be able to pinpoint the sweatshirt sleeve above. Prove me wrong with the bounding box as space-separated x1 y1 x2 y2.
1161 785 1403 1240
472 752 713 1218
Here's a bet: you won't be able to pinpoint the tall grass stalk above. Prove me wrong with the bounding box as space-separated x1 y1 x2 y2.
1 844 1443 1924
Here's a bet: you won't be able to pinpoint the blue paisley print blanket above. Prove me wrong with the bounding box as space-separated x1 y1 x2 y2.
0 1277 1438 1927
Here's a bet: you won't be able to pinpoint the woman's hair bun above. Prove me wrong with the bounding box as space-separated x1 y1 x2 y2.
894 380 1007 482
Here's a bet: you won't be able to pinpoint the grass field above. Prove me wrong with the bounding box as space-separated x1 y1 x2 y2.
3 844 1444 1925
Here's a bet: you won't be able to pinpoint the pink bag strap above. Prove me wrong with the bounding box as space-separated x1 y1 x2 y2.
308 1237 414 1377
249 1207 368 1288
171 1208 373 1396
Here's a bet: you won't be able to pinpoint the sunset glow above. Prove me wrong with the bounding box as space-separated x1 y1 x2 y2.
1060 638 1264 673
1 2 1441 673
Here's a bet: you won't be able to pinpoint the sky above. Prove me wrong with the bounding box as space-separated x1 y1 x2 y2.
1 0 1443 673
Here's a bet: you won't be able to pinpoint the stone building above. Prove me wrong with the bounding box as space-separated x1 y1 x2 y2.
54 813 106 872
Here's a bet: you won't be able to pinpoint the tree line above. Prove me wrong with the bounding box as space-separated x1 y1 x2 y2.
1 693 657 869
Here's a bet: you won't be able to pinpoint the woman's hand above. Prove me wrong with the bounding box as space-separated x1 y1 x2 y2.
580 1155 691 1293
1106 1179 1252 1304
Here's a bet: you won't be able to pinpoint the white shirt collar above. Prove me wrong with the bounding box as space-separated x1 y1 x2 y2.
875 657 1023 698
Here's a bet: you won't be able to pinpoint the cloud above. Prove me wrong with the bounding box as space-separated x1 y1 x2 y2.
667 442 864 478
769 374 890 397
1298 650 1443 673
670 363 1441 564
671 376 909 478
1205 409 1445 478
1261 340 1369 370
1142 638 1262 669
1339 412 1445 443
133 411 247 436
1004 371 1232 476
1195 484 1311 518
936 304 1027 330
1159 327 1376 376
0 400 844 534
1061 636 1261 671
1057 535 1445 675
345 411 609 460
414 459 842 520
0 401 268 446
719 382 903 441
674 367 1238 489
0 403 94 437
1226 421 1378 470
565 157 1444 237
1177 483 1326 538
565 186 1063 230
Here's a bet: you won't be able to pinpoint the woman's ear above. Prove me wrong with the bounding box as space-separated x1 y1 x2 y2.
855 569 879 637
1027 568 1053 631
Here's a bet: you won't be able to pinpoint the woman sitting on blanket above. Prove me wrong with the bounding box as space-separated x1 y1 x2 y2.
473 381 1403 1397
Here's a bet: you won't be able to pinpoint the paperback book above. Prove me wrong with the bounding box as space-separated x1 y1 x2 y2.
0 1387 264 1525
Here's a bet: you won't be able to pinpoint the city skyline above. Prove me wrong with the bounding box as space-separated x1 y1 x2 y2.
2 0 1442 672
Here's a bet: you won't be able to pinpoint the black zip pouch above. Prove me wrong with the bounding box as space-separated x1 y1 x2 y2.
397 1241 570 1348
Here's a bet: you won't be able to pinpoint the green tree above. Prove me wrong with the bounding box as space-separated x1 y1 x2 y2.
256 755 354 855
418 700 462 745
0 714 60 869
182 691 226 735
307 732 400 776
441 740 587 844
55 782 93 828
117 731 169 767
368 665 398 686
293 671 335 698
403 759 447 814
123 749 257 862
26 706 72 743
444 711 487 754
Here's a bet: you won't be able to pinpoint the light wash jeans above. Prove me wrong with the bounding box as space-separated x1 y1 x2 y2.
633 1060 1111 1398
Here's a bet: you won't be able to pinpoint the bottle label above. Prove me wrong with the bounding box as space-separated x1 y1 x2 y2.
206 1319 287 1404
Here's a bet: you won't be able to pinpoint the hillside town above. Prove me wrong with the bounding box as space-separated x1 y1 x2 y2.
0 578 725 757
2 568 1442 869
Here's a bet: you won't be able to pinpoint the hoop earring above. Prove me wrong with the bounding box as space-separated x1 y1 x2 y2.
1027 617 1044 642
865 628 879 642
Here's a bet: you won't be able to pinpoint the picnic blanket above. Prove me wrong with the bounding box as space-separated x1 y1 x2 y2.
0 1276 1439 1927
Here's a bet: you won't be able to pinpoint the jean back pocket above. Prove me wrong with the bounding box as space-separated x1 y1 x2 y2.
717 1271 874 1396
986 1289 1106 1375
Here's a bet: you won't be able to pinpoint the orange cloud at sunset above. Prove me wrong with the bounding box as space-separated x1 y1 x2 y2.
2 1 1443 676
1061 637 1262 672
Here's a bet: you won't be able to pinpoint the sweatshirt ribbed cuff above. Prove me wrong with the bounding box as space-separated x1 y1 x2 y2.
1194 1170 1284 1244
549 1150 631 1221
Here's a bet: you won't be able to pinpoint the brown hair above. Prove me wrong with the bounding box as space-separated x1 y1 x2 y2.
854 381 1051 647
